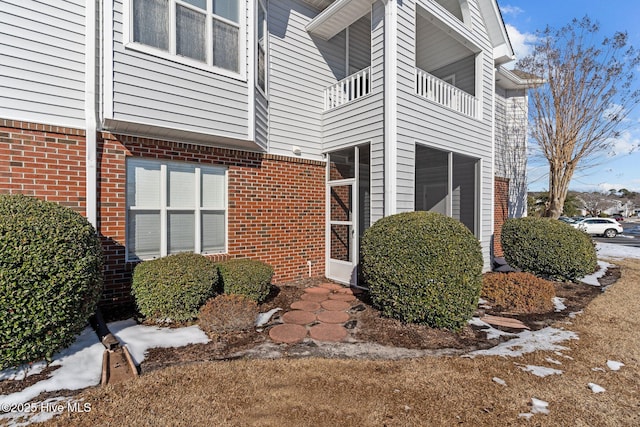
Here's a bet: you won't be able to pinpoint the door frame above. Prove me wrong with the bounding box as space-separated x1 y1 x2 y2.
326 180 358 284
325 144 369 285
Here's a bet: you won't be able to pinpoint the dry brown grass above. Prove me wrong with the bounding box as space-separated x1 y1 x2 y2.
45 260 640 427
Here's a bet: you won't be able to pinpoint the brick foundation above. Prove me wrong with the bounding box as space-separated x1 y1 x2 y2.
494 176 509 258
2 120 327 307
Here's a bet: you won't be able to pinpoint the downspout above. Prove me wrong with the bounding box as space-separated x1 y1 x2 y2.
383 0 398 216
490 66 496 262
85 0 98 228
247 0 255 142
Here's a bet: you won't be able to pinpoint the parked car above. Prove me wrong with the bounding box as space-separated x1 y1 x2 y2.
558 216 576 224
572 218 624 238
612 214 624 222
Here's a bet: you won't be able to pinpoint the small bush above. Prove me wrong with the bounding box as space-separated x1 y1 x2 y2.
198 294 258 334
501 217 597 281
361 211 483 330
481 272 556 314
0 194 103 369
132 253 217 323
217 259 274 303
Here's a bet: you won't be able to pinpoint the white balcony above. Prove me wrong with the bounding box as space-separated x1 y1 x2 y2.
415 68 477 118
324 67 371 111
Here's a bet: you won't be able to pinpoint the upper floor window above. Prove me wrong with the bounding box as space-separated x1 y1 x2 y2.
256 0 267 92
132 0 241 73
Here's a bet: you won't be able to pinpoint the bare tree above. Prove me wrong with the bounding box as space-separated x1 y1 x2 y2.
495 92 529 217
518 17 640 218
578 191 616 217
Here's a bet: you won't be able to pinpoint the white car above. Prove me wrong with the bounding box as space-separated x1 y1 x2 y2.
572 218 624 238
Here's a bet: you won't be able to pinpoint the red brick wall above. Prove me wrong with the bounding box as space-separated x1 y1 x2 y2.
494 176 510 257
0 120 87 213
2 120 327 307
98 133 328 305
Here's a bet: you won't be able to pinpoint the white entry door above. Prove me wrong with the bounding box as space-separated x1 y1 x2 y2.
326 181 357 285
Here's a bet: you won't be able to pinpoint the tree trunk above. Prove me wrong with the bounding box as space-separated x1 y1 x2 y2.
544 160 574 219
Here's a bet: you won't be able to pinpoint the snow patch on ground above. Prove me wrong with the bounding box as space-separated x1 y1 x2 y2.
545 357 562 365
469 327 578 358
108 319 209 365
518 364 563 377
0 362 47 382
553 297 567 312
0 320 209 426
492 377 506 386
255 308 282 328
580 260 613 286
596 243 640 260
519 398 550 418
467 317 517 341
588 383 606 393
0 328 103 407
607 360 624 371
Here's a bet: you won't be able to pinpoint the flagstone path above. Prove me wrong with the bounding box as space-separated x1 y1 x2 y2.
268 283 363 344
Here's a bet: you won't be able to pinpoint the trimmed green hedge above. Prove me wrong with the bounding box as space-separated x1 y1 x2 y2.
132 253 218 322
501 217 597 281
0 194 103 369
361 211 483 330
217 259 274 303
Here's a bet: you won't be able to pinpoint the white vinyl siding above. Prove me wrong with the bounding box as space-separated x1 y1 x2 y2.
348 15 371 74
255 88 268 147
322 2 384 223
495 86 528 218
397 0 495 267
108 0 251 143
0 0 85 128
267 0 346 159
126 158 227 261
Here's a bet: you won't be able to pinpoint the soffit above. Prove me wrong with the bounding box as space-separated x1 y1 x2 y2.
306 0 375 41
300 0 334 10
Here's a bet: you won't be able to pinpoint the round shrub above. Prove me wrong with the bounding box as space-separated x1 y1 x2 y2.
481 272 556 314
501 217 597 281
361 211 483 330
132 253 217 323
217 259 274 303
0 194 103 370
198 294 258 335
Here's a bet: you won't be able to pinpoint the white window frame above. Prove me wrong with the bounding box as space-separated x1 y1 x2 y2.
126 158 228 261
123 0 247 80
256 0 267 95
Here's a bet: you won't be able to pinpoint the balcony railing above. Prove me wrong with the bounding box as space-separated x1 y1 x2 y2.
415 68 477 118
324 67 371 110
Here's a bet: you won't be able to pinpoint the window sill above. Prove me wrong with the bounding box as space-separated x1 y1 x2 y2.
124 42 247 83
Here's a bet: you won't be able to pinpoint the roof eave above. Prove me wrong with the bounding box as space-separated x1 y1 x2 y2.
306 0 375 40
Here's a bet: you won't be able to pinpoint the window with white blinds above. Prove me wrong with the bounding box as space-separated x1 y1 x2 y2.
126 158 227 261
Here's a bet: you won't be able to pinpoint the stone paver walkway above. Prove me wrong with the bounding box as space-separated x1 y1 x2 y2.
268 283 363 344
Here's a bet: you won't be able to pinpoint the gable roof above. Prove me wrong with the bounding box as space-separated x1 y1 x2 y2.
495 66 544 89
477 0 515 64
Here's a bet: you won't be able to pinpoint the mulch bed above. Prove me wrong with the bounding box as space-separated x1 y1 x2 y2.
139 266 619 373
1 267 620 392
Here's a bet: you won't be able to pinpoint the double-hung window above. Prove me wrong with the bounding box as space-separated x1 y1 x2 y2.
131 0 242 74
126 158 227 261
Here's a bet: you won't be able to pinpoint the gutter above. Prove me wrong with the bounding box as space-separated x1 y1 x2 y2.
383 0 397 216
85 0 97 228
